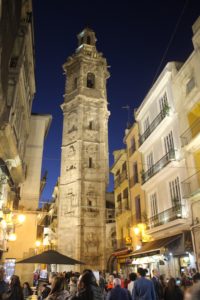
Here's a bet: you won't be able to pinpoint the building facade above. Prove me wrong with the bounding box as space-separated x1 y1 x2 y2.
133 18 200 276
174 17 200 270
58 28 110 271
0 0 35 253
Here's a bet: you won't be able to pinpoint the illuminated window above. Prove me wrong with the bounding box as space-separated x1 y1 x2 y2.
87 73 95 88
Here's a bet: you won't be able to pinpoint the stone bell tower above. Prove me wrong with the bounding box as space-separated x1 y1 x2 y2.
57 28 110 271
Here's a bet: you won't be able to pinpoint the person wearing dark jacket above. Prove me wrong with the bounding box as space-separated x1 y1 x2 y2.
71 270 102 300
151 269 163 300
4 275 23 300
132 268 156 300
164 278 183 300
106 278 131 300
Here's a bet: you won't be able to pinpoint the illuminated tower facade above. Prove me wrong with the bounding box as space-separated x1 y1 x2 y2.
57 28 110 270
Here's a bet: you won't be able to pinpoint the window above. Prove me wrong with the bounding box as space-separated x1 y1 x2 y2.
135 196 141 222
133 162 139 184
123 188 128 199
159 92 168 111
164 131 174 154
147 152 154 170
86 36 91 45
88 200 92 207
89 121 93 130
169 177 181 207
74 77 78 90
186 77 195 94
117 193 122 202
150 193 158 217
87 73 95 88
89 157 92 168
143 117 150 132
122 162 127 172
130 137 136 153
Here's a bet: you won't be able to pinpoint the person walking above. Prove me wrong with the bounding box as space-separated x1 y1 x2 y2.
46 276 69 300
4 275 23 300
106 278 131 300
151 269 163 300
164 278 183 300
127 273 137 296
0 268 8 296
132 268 156 300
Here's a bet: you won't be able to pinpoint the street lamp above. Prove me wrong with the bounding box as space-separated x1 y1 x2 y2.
17 214 26 224
35 240 41 247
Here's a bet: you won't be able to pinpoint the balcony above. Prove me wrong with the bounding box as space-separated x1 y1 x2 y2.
180 119 200 152
182 170 200 198
142 149 176 184
139 107 169 145
148 204 184 229
114 170 128 188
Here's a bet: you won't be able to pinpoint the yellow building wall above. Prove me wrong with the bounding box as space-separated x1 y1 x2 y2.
3 213 38 284
125 123 147 250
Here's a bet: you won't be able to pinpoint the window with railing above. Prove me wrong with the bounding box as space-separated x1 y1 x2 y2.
181 170 200 198
169 177 181 207
142 149 176 184
139 103 170 145
148 204 184 229
129 137 136 156
180 118 200 147
150 192 158 217
135 196 142 222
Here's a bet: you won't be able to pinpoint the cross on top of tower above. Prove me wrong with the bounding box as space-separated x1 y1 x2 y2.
77 27 97 47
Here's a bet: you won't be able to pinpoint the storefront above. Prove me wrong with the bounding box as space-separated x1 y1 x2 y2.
115 232 195 278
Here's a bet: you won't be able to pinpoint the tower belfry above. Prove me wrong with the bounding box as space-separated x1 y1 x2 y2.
57 28 110 270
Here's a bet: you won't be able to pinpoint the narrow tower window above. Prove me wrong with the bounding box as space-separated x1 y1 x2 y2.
87 36 91 45
74 77 78 90
89 121 93 130
89 157 93 168
87 73 95 88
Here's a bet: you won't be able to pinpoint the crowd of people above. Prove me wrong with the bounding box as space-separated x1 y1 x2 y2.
0 267 200 300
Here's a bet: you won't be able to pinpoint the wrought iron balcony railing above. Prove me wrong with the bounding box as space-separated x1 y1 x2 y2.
139 108 169 145
114 170 128 188
182 170 200 198
142 149 176 184
148 204 184 229
180 118 200 147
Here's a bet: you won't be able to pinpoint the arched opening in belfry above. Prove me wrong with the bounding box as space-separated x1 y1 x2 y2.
86 36 91 45
87 72 95 88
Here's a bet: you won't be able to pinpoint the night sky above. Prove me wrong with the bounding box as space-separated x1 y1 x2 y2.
32 0 200 202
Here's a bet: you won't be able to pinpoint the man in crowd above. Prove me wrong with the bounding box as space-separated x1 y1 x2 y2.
106 278 131 300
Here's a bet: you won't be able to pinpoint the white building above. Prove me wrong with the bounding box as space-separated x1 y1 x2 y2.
134 17 200 275
58 28 110 271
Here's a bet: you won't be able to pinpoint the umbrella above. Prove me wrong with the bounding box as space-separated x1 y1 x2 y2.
16 250 85 265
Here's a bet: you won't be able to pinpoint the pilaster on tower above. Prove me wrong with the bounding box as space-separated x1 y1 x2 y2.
58 28 110 271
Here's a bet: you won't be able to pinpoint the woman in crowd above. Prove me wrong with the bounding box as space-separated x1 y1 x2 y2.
46 276 69 300
71 270 102 300
4 275 23 300
164 278 183 300
22 282 32 299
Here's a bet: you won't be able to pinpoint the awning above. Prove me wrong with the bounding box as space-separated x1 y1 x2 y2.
112 248 132 257
132 234 182 258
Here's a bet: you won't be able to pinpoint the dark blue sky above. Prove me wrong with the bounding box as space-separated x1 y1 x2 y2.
32 0 200 201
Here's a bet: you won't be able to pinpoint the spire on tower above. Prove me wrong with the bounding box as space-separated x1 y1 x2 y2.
77 27 97 47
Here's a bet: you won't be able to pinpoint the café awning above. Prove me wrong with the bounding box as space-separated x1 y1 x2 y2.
132 234 182 258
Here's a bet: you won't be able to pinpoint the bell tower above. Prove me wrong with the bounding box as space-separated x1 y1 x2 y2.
57 28 110 270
